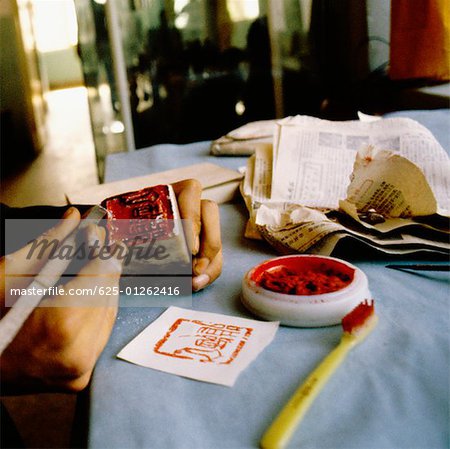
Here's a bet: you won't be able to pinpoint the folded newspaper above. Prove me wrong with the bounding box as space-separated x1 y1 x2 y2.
241 114 450 256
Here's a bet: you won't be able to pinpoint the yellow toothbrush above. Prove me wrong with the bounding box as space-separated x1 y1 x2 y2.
261 300 378 449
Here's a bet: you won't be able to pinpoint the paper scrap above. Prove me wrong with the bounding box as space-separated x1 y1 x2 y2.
117 307 279 387
240 114 450 256
345 145 437 217
210 120 276 156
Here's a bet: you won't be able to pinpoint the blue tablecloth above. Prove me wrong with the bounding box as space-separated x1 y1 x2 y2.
87 110 449 449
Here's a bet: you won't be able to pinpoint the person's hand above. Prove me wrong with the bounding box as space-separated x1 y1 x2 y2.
0 208 124 393
172 179 222 291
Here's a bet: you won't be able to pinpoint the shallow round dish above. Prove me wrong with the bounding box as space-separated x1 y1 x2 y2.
241 255 371 327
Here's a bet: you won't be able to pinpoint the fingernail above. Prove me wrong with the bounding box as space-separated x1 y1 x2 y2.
192 234 200 255
63 207 77 218
192 273 210 292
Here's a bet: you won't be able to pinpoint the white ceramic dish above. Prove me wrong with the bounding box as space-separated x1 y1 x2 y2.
241 255 371 327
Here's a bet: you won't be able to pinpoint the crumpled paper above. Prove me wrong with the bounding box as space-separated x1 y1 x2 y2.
210 120 276 156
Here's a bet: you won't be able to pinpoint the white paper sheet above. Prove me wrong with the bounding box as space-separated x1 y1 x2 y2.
117 307 279 387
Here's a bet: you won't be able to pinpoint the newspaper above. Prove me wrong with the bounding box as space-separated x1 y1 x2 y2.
241 115 450 256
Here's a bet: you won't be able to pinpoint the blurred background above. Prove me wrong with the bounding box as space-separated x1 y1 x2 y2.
2 0 449 193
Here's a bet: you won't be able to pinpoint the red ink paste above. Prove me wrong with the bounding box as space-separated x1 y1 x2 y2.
258 266 351 295
102 185 175 245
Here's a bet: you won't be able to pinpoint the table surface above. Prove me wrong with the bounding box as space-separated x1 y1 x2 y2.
87 110 450 449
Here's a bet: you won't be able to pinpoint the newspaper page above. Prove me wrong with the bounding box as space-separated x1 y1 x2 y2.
271 115 450 213
241 115 450 256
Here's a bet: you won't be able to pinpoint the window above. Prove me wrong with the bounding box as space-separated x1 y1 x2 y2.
32 0 78 52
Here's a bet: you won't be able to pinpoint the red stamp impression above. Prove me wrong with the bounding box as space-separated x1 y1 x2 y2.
117 307 279 386
154 319 253 364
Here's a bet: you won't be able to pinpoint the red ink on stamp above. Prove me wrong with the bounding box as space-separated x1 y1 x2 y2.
102 185 175 246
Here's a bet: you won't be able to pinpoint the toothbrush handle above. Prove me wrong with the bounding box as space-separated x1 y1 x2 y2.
261 335 354 449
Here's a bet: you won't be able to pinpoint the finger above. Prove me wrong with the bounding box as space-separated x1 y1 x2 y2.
70 227 123 281
48 229 124 308
192 250 222 292
2 208 81 296
84 223 107 256
193 200 221 274
28 295 119 391
38 242 123 356
10 207 81 267
172 179 202 255
6 207 80 273
192 200 222 291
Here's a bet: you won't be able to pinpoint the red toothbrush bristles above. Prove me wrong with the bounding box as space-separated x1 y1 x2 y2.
342 300 375 333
